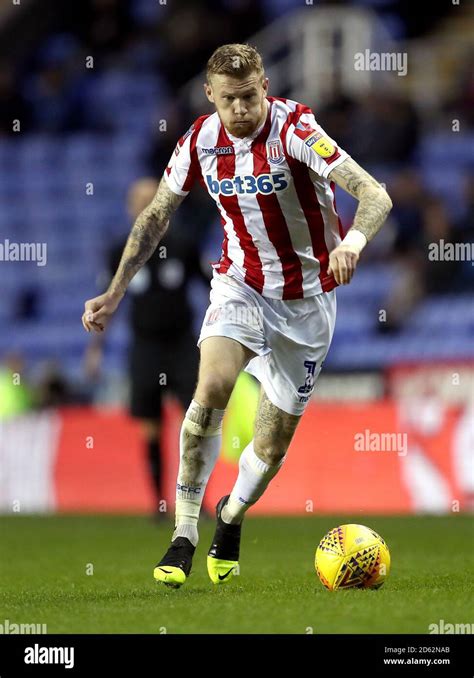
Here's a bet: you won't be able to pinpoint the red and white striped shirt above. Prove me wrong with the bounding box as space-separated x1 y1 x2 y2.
164 96 349 299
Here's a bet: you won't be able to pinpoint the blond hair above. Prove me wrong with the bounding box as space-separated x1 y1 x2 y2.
206 43 264 82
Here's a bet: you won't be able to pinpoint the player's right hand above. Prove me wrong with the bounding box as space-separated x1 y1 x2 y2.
82 292 121 333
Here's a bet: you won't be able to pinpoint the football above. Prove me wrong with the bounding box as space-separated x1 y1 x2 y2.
315 524 391 591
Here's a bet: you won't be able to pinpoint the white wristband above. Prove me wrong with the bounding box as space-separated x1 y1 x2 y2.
341 229 367 254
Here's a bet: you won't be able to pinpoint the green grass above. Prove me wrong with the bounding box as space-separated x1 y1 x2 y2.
0 514 472 634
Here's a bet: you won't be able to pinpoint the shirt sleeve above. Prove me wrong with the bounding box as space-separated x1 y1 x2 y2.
286 109 349 179
162 125 196 196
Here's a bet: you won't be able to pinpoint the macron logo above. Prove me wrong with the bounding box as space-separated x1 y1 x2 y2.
202 146 234 155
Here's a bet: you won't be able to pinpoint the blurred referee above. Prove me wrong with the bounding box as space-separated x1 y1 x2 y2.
84 177 210 519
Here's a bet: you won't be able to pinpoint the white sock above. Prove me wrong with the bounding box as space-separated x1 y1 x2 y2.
172 400 224 546
221 440 285 525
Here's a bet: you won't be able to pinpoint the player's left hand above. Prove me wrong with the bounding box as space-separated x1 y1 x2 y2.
327 245 360 285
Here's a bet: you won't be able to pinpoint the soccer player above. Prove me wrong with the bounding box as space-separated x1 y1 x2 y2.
82 44 392 588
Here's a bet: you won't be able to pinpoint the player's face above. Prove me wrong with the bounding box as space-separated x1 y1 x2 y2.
205 72 269 138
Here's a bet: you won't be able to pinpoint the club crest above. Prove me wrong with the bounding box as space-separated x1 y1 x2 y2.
267 139 284 165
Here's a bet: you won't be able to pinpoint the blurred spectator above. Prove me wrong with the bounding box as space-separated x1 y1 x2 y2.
261 0 309 22
15 288 40 322
156 0 265 87
58 0 133 60
35 360 76 408
157 4 225 87
379 172 461 332
146 100 188 174
454 175 474 290
23 34 89 133
349 93 420 166
456 175 474 241
444 50 474 131
146 101 217 238
218 0 265 41
317 91 419 167
316 93 356 154
389 169 426 254
422 196 459 294
0 352 35 419
0 63 31 135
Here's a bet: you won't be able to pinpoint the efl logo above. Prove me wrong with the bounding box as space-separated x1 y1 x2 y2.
205 172 289 196
304 132 336 158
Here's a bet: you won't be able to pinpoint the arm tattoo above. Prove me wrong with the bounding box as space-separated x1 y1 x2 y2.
108 181 185 298
329 157 392 242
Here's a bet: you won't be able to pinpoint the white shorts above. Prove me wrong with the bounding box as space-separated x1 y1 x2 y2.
197 272 336 416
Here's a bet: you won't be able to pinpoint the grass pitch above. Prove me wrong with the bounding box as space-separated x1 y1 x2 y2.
0 514 472 634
